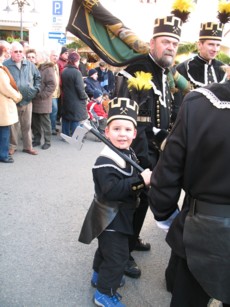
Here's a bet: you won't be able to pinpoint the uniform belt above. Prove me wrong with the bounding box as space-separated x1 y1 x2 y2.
137 116 151 122
190 198 230 218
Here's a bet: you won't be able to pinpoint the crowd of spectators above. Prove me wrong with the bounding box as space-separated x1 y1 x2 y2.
0 40 114 163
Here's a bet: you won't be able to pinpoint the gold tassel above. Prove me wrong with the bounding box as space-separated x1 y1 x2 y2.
83 0 100 12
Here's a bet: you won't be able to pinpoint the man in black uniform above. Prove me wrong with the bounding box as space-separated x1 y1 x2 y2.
148 70 230 307
176 21 227 89
117 15 184 278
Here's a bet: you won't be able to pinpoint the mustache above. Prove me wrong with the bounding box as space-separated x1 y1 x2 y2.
164 51 174 56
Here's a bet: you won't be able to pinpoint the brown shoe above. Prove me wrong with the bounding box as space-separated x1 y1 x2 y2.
23 149 38 155
9 148 15 155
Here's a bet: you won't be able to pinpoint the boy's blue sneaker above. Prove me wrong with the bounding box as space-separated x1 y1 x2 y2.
93 290 126 307
91 271 125 288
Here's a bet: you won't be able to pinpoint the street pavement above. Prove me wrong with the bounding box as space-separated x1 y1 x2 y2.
0 131 221 307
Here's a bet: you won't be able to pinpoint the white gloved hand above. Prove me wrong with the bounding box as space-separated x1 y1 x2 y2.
155 209 179 232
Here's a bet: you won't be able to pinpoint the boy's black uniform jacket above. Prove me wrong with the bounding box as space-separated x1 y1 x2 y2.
79 145 146 244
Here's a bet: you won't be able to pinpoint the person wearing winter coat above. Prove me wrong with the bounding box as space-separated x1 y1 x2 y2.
87 89 107 134
84 69 108 99
0 44 22 163
95 61 115 98
4 41 41 156
61 52 88 136
32 51 56 150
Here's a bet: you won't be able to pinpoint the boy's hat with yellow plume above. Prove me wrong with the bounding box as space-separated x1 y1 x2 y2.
107 71 153 127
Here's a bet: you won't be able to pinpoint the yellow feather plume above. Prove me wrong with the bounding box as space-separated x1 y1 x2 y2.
217 0 230 24
127 71 152 91
172 0 195 13
171 0 195 22
218 0 230 14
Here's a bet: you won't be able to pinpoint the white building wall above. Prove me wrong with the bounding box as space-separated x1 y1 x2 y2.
0 0 229 54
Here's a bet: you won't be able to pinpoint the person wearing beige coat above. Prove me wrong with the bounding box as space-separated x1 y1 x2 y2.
0 45 22 163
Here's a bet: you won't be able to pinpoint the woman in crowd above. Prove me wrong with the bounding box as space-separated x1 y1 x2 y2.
0 44 22 163
32 51 56 150
61 52 88 136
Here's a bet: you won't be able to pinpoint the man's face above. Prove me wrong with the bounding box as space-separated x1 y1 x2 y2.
198 40 221 61
150 36 179 68
50 51 59 64
99 65 106 71
11 44 24 63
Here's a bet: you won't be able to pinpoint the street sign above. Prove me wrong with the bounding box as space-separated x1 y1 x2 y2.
58 38 66 45
48 32 66 40
52 1 63 15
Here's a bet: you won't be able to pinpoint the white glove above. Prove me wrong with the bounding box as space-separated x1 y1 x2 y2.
155 209 179 232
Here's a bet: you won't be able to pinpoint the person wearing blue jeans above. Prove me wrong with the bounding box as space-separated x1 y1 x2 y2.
49 50 61 135
50 97 58 134
61 118 80 136
0 126 11 161
0 43 22 163
61 52 88 137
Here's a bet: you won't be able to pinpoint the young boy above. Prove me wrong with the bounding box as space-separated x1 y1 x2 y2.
79 97 152 307
87 89 108 134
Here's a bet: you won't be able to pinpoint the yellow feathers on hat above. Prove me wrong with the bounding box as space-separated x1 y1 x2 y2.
217 0 230 24
171 0 195 23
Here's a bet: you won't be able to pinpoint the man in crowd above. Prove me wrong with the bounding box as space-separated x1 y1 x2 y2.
176 22 227 89
79 56 88 77
49 49 61 135
4 41 41 155
117 15 184 279
57 46 69 124
95 61 115 98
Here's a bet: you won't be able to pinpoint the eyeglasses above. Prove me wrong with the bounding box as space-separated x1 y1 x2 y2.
14 50 23 53
27 56 35 59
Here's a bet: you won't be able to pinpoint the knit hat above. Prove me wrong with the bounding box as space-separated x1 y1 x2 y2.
93 89 103 99
88 68 97 77
68 52 80 64
107 97 139 127
60 46 68 55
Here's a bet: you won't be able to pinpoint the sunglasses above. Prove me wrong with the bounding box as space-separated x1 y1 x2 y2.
14 50 23 53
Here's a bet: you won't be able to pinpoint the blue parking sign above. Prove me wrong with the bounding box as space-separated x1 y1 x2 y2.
52 1 62 16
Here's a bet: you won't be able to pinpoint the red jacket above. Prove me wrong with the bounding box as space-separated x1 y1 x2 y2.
87 100 107 120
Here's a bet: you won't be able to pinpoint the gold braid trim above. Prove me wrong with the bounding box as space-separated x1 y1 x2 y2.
107 24 150 54
106 23 123 36
83 0 99 12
